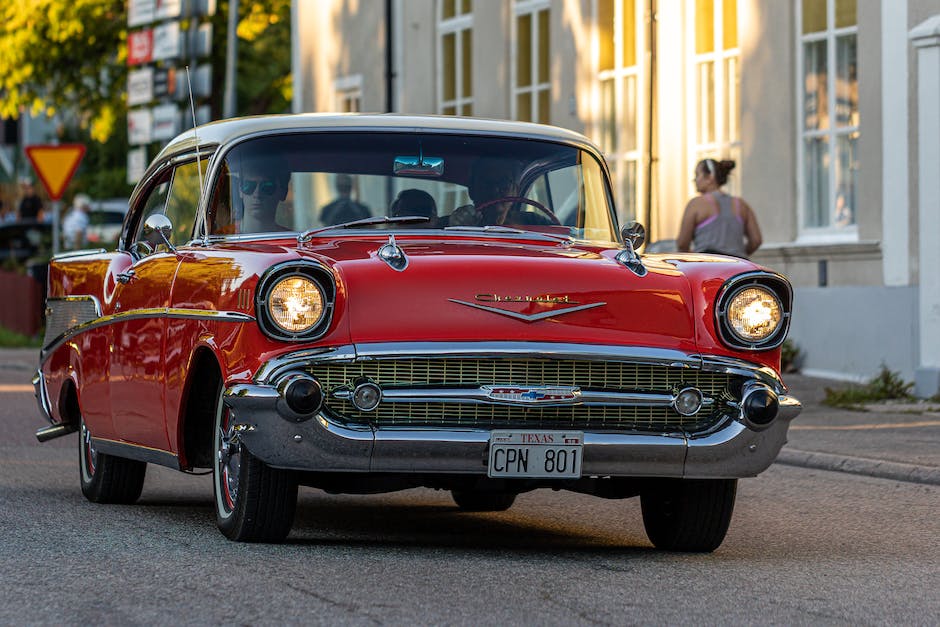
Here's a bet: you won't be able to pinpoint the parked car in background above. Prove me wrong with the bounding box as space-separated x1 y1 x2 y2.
84 199 128 247
34 114 801 550
0 220 51 267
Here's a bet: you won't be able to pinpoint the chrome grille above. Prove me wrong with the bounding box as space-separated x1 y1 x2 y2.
308 358 739 433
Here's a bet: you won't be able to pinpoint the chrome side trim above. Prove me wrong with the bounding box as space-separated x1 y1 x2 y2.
448 299 606 323
254 345 359 383
91 438 180 469
32 370 53 424
52 248 108 260
40 307 254 364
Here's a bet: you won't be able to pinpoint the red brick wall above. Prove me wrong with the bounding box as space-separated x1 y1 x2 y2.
0 270 42 336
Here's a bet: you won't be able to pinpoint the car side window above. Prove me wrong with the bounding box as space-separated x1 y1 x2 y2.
164 158 208 245
131 172 172 248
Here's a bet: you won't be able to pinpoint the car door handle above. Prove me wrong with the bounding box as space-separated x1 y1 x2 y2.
116 269 136 284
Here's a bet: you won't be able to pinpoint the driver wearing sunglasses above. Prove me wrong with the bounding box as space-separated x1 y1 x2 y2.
237 158 290 233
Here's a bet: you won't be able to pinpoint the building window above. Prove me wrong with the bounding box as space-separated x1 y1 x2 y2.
596 0 641 224
438 0 473 116
797 0 858 233
334 75 362 113
689 0 741 196
513 0 550 124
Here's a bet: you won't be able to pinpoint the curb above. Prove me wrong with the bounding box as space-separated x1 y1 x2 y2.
777 448 940 486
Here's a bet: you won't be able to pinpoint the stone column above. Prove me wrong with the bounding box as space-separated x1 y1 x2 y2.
911 16 940 397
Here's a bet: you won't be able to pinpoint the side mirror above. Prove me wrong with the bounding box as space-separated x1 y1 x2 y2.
620 221 646 250
141 214 177 254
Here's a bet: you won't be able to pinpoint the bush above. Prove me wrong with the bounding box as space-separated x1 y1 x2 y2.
823 364 914 409
0 325 42 348
781 339 801 373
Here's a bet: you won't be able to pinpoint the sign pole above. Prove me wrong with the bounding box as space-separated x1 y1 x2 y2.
52 200 61 255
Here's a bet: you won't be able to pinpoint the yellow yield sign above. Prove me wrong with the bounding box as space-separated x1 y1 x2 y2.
25 144 86 201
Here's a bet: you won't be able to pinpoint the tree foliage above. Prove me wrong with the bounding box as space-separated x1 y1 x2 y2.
0 0 127 143
208 0 292 118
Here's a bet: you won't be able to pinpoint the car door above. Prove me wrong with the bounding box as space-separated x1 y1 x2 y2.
109 156 204 452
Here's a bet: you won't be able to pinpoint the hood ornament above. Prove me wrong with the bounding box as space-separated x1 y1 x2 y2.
377 234 408 271
449 298 604 323
616 221 648 277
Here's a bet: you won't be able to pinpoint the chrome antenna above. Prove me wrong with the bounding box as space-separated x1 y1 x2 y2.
186 65 208 246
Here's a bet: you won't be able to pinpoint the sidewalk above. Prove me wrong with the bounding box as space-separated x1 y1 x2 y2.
4 348 938 485
781 374 940 485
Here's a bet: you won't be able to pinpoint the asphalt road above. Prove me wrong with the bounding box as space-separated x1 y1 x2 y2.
2 353 938 625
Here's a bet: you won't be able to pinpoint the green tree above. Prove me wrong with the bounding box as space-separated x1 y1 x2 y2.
0 0 127 143
209 0 292 118
1 0 292 139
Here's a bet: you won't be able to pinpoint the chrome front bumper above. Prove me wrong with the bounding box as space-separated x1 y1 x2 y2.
225 343 802 479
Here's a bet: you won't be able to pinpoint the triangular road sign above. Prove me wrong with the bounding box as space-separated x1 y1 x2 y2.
25 144 86 201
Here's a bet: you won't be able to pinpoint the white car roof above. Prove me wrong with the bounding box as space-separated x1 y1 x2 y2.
153 113 600 163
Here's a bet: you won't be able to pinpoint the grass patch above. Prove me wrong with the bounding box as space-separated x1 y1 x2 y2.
823 365 914 410
0 326 42 348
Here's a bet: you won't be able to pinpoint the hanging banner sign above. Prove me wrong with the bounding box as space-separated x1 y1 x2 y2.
154 0 182 20
127 67 154 106
151 104 180 141
25 144 86 201
127 147 148 185
153 66 180 100
127 29 154 66
128 0 155 27
153 21 181 61
128 109 154 145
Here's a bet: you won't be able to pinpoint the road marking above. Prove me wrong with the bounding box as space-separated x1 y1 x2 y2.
791 420 940 430
0 385 33 393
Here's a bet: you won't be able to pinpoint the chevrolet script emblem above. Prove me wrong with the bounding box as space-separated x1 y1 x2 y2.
482 385 581 404
448 295 605 322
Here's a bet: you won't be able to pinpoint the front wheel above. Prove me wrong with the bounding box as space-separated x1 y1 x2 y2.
79 419 146 504
213 393 297 542
640 479 737 552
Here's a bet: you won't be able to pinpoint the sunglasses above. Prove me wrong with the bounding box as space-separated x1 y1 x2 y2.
239 178 277 196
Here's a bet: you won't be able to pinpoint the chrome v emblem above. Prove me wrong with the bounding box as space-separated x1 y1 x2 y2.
448 299 605 323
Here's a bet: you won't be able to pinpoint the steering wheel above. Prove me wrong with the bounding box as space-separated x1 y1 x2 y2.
472 196 560 226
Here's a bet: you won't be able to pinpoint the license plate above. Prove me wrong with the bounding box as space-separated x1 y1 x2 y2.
488 431 583 479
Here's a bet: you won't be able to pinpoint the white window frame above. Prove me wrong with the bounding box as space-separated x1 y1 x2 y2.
592 0 645 225
686 0 742 198
334 75 363 113
511 0 551 123
795 0 859 242
437 1 474 116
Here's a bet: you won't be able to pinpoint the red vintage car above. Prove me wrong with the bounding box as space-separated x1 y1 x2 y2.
34 114 800 550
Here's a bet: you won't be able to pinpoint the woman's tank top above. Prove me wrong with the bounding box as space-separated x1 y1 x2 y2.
693 192 747 258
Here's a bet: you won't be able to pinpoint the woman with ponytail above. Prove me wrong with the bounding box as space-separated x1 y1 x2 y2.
676 158 762 258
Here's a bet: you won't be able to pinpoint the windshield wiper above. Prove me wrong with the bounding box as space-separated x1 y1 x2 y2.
298 216 430 243
443 224 574 244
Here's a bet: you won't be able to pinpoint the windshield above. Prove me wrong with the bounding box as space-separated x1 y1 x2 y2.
207 132 618 242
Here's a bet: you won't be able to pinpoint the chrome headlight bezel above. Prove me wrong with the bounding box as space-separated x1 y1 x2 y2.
715 272 792 351
255 261 336 341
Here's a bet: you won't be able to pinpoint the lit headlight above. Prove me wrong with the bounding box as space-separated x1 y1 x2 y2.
727 286 782 342
268 276 325 334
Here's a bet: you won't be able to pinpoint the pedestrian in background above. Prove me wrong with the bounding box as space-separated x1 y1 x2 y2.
676 158 762 258
0 200 16 224
17 177 43 222
62 193 90 250
319 174 371 225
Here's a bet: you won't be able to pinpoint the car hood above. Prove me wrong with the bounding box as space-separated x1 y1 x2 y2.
302 237 701 352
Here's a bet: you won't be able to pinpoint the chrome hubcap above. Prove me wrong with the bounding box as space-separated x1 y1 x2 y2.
81 424 97 476
216 409 240 511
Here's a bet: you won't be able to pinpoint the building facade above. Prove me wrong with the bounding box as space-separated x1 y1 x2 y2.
292 0 940 394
